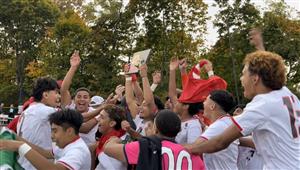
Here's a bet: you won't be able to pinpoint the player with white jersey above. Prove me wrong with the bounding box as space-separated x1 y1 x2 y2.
175 119 202 144
234 85 300 169
17 77 60 170
199 90 238 170
237 145 263 170
232 105 264 170
60 51 101 145
2 109 91 170
185 51 300 169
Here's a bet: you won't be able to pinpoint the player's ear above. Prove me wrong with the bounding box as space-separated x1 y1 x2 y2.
252 74 260 85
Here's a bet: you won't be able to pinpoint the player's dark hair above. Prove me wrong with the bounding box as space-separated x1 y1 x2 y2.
155 110 181 138
49 109 83 134
32 77 59 101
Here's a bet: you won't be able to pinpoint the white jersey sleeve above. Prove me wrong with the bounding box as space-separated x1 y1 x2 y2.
233 99 267 136
186 119 202 144
233 87 300 169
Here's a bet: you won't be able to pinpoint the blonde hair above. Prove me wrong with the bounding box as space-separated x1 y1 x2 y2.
243 51 286 90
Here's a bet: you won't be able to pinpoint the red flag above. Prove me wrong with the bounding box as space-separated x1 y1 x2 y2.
178 62 227 103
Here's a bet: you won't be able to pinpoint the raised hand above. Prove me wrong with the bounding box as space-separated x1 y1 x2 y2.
169 57 179 71
179 58 187 71
249 28 265 51
105 93 116 104
121 120 131 132
202 59 213 73
115 85 125 98
70 50 81 68
152 70 161 84
139 64 148 78
123 63 130 74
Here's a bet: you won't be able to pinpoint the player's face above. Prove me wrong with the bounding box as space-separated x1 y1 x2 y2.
51 123 69 148
203 95 215 120
140 100 151 119
164 98 172 109
75 90 90 113
98 110 115 134
240 65 256 99
43 89 60 108
174 102 184 116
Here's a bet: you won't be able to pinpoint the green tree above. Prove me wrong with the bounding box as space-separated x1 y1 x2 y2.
205 0 261 103
262 1 300 96
207 0 300 101
0 0 60 104
87 0 208 97
38 10 91 92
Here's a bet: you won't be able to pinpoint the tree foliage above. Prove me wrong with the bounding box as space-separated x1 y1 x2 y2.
0 0 60 104
1 0 298 106
206 0 300 102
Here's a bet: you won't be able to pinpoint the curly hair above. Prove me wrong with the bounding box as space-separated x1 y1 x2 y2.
243 51 286 90
103 104 126 130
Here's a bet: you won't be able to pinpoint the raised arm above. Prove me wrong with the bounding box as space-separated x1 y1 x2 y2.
139 64 156 112
60 50 81 107
179 58 188 88
132 78 144 105
124 64 139 119
169 58 179 109
203 59 214 78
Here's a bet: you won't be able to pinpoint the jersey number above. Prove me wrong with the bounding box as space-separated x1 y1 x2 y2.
283 96 300 138
162 147 192 169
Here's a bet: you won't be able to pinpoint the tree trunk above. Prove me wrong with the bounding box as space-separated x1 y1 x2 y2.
16 48 25 105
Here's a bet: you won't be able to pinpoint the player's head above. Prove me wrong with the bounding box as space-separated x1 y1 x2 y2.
154 109 181 138
74 87 91 113
203 90 236 120
98 104 126 134
49 109 83 148
174 102 203 118
140 96 164 120
241 51 286 99
32 77 60 107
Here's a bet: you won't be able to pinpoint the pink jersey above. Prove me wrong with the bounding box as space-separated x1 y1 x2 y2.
124 140 205 170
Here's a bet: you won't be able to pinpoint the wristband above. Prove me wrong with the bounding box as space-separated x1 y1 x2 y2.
207 71 214 77
131 74 137 82
126 77 132 81
150 83 158 92
18 143 31 157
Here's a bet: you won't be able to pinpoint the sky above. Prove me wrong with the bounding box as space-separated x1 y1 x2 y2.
86 0 300 47
203 0 300 47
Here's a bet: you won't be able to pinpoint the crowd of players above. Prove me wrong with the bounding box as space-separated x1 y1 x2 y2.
0 29 299 170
